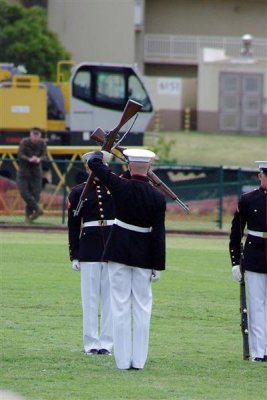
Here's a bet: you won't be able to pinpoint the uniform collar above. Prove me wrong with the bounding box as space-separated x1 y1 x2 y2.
260 186 267 194
131 174 149 183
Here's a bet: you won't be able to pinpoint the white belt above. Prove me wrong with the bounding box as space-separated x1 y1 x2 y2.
248 230 267 239
83 220 114 228
114 218 152 233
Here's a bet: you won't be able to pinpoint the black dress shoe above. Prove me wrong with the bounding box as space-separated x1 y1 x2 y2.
85 349 98 355
98 349 111 355
252 357 265 362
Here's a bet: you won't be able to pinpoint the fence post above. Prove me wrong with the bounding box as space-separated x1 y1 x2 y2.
237 168 242 198
61 159 68 224
217 166 224 229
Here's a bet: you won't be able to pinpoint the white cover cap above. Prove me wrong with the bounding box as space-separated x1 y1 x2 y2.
255 161 267 171
82 150 112 164
123 148 156 163
82 152 94 162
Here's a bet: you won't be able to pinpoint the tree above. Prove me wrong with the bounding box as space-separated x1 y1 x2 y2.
0 0 71 80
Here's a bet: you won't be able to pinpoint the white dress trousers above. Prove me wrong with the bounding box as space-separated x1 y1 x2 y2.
108 261 152 369
246 271 267 358
80 262 113 352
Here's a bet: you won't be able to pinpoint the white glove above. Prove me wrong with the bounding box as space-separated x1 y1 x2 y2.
232 265 242 282
72 259 80 272
101 150 113 164
151 270 160 282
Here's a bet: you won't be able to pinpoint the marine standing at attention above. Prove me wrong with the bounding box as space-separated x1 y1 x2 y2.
67 152 114 356
229 161 267 362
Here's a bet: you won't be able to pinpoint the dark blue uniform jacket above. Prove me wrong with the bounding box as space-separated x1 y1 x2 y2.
88 157 166 271
68 180 114 262
229 186 267 273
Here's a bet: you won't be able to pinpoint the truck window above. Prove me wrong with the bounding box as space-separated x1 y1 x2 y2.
129 74 152 111
73 70 91 102
95 72 125 107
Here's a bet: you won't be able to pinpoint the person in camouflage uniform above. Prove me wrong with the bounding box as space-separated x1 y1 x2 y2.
17 128 48 222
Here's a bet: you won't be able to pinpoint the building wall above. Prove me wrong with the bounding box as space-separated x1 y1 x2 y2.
145 64 198 78
47 0 267 67
47 0 135 64
145 76 197 130
145 0 267 37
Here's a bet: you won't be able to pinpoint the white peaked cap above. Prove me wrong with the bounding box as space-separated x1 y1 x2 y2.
82 150 112 164
123 148 156 163
255 161 267 171
82 152 95 162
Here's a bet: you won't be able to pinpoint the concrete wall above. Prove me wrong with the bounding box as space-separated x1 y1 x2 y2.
47 0 267 66
145 76 197 130
145 0 267 37
48 0 135 64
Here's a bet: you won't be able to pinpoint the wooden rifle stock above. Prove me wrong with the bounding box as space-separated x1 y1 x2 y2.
73 99 142 217
147 170 189 213
102 99 142 152
240 243 250 360
91 127 126 161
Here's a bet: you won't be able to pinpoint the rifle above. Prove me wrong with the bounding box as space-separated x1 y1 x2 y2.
147 169 189 213
240 242 250 360
90 126 189 213
90 128 126 162
73 99 142 217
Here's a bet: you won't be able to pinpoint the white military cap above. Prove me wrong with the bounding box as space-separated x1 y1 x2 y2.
82 152 94 162
123 148 156 163
82 150 112 164
255 161 267 171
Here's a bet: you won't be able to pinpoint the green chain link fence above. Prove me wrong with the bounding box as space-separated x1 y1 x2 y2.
0 157 259 230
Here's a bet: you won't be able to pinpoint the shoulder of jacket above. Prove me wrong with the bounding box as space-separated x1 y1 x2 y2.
150 184 166 200
239 189 260 205
70 182 86 193
241 188 258 198
245 188 259 197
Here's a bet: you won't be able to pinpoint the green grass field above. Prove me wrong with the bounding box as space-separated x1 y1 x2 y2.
1 231 266 400
145 131 267 167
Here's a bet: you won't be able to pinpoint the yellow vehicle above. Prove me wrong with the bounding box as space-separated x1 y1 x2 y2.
0 61 154 146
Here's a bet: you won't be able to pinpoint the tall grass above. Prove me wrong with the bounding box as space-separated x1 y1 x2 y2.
1 232 266 400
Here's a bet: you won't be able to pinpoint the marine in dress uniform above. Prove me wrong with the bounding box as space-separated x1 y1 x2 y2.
17 128 47 222
88 149 166 370
68 154 114 355
229 161 267 362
